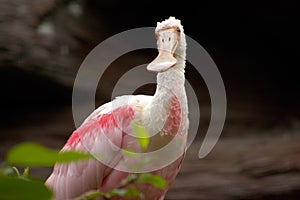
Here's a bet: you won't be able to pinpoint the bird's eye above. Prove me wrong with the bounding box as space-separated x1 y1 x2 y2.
176 27 181 33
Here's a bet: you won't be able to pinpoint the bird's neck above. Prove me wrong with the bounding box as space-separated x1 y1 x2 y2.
144 58 188 136
156 59 185 91
155 67 186 106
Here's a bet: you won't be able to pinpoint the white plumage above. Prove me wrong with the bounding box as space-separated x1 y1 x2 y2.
46 16 189 200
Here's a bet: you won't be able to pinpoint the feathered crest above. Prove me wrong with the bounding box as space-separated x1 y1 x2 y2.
156 17 184 34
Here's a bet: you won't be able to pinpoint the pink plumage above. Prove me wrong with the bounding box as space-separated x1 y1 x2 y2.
46 17 188 200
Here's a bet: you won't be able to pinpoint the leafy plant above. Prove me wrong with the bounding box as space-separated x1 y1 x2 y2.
6 142 92 167
0 121 166 199
73 173 166 200
132 121 150 152
0 163 52 200
0 175 52 200
0 122 167 200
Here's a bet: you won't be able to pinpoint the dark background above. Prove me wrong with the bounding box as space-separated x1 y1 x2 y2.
0 0 299 199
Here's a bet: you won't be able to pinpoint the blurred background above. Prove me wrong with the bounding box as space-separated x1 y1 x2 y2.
0 0 299 199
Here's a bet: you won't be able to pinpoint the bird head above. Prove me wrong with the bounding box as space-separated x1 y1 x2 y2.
147 17 186 72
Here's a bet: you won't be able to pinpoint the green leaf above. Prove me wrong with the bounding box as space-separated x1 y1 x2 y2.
138 173 167 189
23 167 30 178
0 176 52 200
119 174 138 187
121 148 138 159
0 164 19 176
56 151 92 163
6 142 92 167
109 187 140 198
73 190 105 200
12 167 20 176
132 122 149 151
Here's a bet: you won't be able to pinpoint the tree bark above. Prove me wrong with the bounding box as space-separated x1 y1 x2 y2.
0 0 104 87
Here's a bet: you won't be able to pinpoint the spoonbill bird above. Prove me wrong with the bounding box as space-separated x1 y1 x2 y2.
46 16 189 200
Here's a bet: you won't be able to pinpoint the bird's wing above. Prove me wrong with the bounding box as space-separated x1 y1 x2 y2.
45 95 153 199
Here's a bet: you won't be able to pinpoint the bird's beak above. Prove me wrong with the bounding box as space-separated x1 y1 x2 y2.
147 28 180 72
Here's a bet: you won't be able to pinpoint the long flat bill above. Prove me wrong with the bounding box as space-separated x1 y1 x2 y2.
147 51 177 72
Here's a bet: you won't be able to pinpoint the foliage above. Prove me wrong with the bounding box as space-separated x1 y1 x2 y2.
74 173 166 200
0 165 52 200
6 142 92 167
132 121 150 152
0 175 52 200
138 173 167 189
0 122 166 199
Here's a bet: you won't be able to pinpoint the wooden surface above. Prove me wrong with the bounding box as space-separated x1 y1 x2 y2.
167 134 300 200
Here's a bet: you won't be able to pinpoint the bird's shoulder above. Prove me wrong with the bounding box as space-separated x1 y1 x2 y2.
83 95 153 122
65 95 153 149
